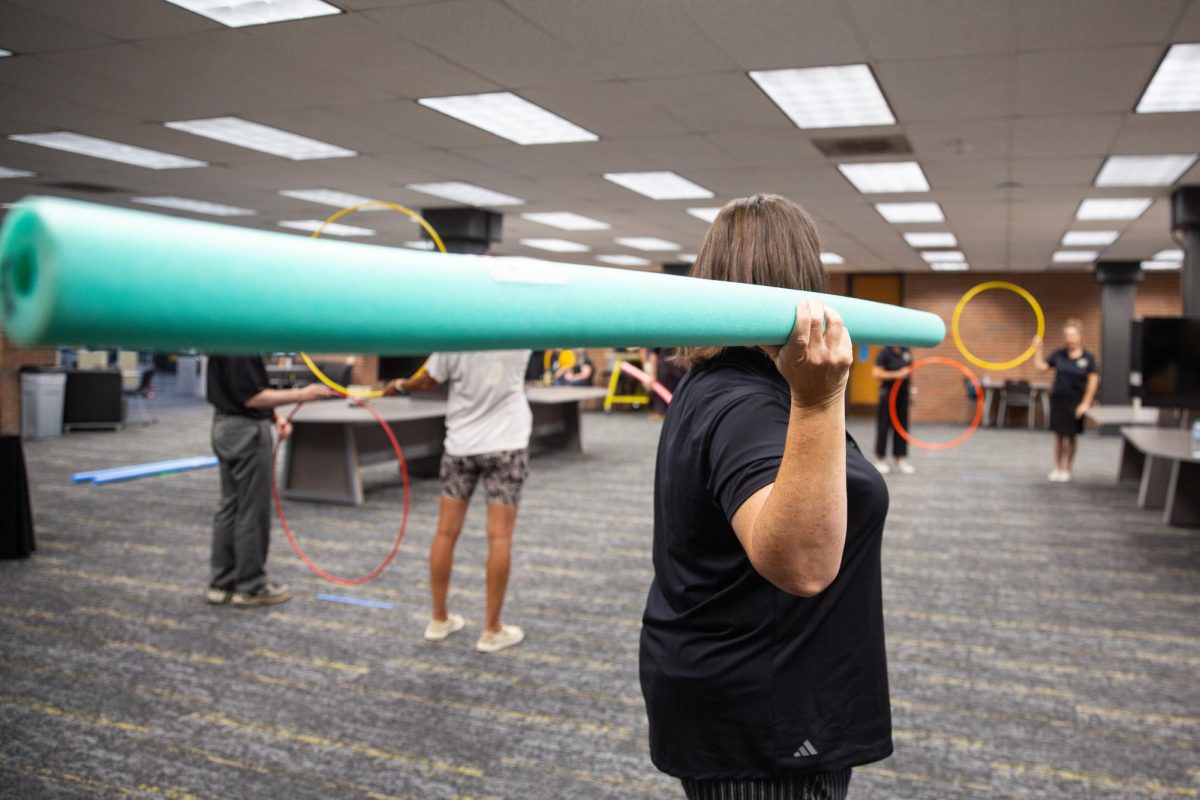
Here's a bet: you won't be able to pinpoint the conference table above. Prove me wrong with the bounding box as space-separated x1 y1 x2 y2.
1116 426 1200 527
279 386 608 506
980 376 1051 429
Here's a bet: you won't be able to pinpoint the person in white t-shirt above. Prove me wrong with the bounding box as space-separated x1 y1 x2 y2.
384 350 532 653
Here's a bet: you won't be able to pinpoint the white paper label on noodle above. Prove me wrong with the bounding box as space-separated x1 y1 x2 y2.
488 259 569 286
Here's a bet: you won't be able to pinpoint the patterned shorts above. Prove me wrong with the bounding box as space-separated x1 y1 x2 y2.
439 449 529 507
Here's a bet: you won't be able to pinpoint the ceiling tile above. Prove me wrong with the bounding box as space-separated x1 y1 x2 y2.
904 119 1012 160
0 3 116 52
682 0 866 70
847 0 1011 60
1013 0 1184 50
5 0 218 40
1108 112 1200 153
1011 114 1123 156
521 82 691 139
627 73 796 133
876 56 1011 121
1013 46 1164 115
703 130 826 168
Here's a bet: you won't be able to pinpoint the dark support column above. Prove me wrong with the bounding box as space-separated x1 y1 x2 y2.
1170 186 1200 318
418 207 503 255
661 262 691 277
1093 261 1143 407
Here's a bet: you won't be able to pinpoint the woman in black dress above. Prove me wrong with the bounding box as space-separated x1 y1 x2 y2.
640 194 892 799
1033 319 1099 482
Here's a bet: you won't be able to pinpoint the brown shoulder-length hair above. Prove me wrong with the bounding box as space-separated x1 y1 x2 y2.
675 193 826 369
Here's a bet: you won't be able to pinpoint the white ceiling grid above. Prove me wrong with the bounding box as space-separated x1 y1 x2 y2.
0 0 1196 273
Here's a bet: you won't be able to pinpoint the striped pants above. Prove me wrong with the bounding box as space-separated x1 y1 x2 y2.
681 768 851 800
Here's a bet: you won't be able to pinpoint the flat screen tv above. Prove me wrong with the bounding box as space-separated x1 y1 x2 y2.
1139 317 1200 408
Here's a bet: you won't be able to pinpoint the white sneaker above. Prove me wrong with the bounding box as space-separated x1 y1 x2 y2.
871 460 891 474
424 613 465 642
1048 469 1063 482
475 624 525 653
895 461 915 475
1059 471 1072 483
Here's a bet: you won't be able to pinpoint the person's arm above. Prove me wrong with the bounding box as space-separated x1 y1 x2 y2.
382 372 440 396
871 365 910 381
1032 337 1050 371
1076 371 1100 418
730 301 853 598
244 382 336 409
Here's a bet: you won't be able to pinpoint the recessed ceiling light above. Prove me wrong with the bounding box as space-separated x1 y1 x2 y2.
1052 250 1098 263
279 188 386 209
930 262 969 272
132 196 255 216
1136 43 1200 113
820 252 845 265
406 181 525 206
417 92 597 145
838 161 929 193
278 220 375 237
162 0 341 28
519 238 590 253
404 240 435 251
1141 260 1182 271
165 117 355 160
1094 154 1197 187
903 232 957 248
1153 248 1183 260
875 202 945 223
0 50 13 58
615 236 680 251
677 253 697 263
0 166 34 179
920 250 965 263
597 254 652 266
686 207 722 223
749 64 896 129
8 132 207 169
1061 230 1119 246
1075 198 1152 220
603 171 713 200
520 212 609 231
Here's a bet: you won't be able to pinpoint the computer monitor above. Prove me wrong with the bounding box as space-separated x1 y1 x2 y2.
1139 317 1200 408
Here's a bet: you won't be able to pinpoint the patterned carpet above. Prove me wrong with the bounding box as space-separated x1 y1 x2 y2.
1 392 1197 800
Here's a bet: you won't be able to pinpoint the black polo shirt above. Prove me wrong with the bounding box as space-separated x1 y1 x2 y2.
206 355 272 420
875 346 912 394
1047 348 1097 398
640 347 892 779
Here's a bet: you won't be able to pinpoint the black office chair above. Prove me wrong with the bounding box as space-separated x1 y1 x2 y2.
998 379 1034 429
124 368 156 425
963 377 979 424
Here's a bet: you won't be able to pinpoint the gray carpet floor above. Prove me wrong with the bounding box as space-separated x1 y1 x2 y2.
1 391 1198 799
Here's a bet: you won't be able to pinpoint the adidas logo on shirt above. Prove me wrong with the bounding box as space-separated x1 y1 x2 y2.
793 740 818 758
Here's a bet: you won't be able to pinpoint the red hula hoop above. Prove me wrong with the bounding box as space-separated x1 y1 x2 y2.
889 357 984 451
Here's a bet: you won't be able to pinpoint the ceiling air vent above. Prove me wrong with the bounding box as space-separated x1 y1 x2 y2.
811 135 912 158
41 181 123 194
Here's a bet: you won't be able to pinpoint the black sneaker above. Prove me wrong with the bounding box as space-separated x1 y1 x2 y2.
231 582 292 608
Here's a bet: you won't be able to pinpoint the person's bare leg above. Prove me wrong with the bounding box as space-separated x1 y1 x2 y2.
484 502 518 633
430 496 470 622
1054 435 1065 471
1064 436 1077 473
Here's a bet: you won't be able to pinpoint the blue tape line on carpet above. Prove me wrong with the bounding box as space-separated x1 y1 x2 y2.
315 593 395 610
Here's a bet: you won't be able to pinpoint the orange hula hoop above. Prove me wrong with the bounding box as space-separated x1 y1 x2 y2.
889 357 984 451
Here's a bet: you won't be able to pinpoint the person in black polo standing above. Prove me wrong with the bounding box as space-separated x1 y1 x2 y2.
1033 319 1099 482
872 345 914 475
205 355 335 607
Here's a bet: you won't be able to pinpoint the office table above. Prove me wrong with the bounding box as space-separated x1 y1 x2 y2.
280 386 609 505
1118 427 1200 527
981 376 1050 428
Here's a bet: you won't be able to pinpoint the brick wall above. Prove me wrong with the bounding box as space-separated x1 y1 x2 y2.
0 334 57 435
897 271 1182 423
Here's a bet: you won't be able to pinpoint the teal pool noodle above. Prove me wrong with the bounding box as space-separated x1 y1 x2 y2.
0 196 945 353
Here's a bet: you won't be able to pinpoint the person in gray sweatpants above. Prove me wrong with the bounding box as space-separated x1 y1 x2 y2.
205 355 335 607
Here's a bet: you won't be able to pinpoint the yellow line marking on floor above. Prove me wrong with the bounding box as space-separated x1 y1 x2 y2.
0 605 57 621
107 641 225 667
991 760 1199 797
909 673 1074 700
1075 705 1200 729
74 605 183 630
252 647 369 676
499 755 666 796
40 565 186 593
858 765 992 793
889 607 1200 648
0 694 149 734
893 728 989 752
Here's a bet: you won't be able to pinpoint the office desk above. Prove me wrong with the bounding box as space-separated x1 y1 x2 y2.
981 376 1050 428
280 387 609 505
1119 427 1200 527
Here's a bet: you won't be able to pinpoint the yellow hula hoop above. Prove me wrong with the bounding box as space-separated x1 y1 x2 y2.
951 281 1045 371
301 201 446 397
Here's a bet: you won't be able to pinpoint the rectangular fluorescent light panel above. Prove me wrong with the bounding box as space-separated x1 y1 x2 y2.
920 250 965 263
165 117 355 160
1142 260 1181 270
930 262 969 272
677 253 697 263
418 92 597 145
520 212 609 231
1154 248 1183 260
875 202 944 223
604 171 713 200
749 64 896 129
838 161 929 193
1061 230 1119 246
1052 250 1098 263
8 132 207 169
615 237 680 251
686 207 722 223
163 0 341 28
132 196 255 217
406 181 525 206
1094 154 1197 187
278 220 375 237
1136 43 1200 113
0 166 34 179
820 252 845 265
903 232 957 248
519 238 590 253
1075 198 1152 220
0 50 13 57
279 188 385 209
597 254 652 266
